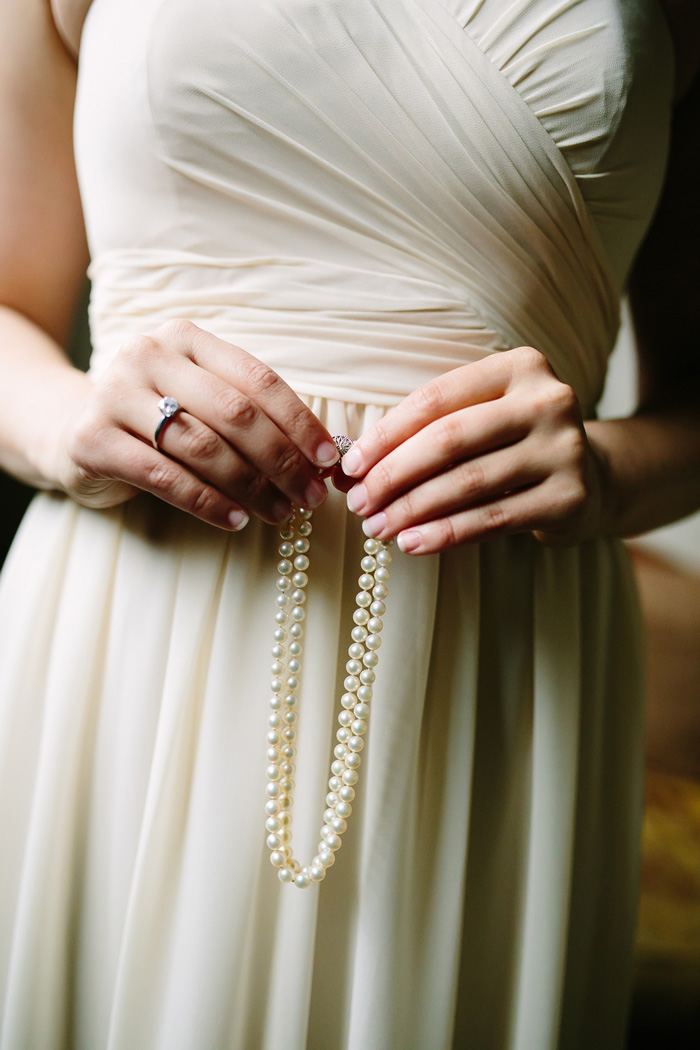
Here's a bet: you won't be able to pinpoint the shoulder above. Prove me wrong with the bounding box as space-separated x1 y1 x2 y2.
50 0 94 61
657 0 700 101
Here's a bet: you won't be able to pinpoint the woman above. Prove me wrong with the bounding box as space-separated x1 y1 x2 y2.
0 0 698 1047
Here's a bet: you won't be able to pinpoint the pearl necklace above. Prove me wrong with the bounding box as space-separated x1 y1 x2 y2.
264 438 393 889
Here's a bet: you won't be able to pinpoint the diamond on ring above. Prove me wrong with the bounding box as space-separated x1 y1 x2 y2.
153 396 182 450
332 435 354 459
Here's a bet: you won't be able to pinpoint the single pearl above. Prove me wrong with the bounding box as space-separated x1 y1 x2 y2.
271 661 284 677
348 643 364 660
326 792 338 807
298 508 313 520
266 782 281 798
280 777 294 793
267 731 280 746
290 622 303 638
341 692 355 709
288 659 300 675
342 769 359 785
286 676 299 692
266 765 281 781
277 559 293 575
269 696 282 711
338 711 353 727
267 833 282 850
325 833 342 851
291 607 305 622
275 595 289 610
358 573 374 590
353 608 370 626
366 634 382 651
294 537 310 553
345 752 361 769
351 626 368 643
336 801 352 819
294 554 310 571
291 589 306 605
320 826 333 842
336 727 349 743
276 576 291 592
376 548 392 566
319 850 336 868
370 600 386 617
356 686 373 703
268 713 281 727
298 521 312 536
273 627 287 643
359 669 376 685
282 746 295 759
367 617 383 634
271 644 285 660
281 762 294 777
331 816 347 834
339 785 355 802
329 776 342 792
344 675 360 692
265 799 281 816
323 808 335 825
279 542 294 558
278 794 291 809
283 694 296 708
363 537 380 554
270 851 286 868
279 527 294 540
372 583 388 600
361 555 377 573
292 571 308 588
282 727 296 742
295 872 311 889
346 659 362 676
347 736 364 752
290 641 302 657
310 864 326 881
375 567 390 583
354 703 370 720
275 611 289 626
351 720 367 736
363 651 379 668
334 744 347 760
280 812 292 826
278 868 294 883
331 760 344 776
356 591 372 608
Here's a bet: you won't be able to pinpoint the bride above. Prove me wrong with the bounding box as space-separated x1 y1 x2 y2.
0 1 698 1047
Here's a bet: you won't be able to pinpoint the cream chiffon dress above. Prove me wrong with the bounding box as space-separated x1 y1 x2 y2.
0 1 674 1048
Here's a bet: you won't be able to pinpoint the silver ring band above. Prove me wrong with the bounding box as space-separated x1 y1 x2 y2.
153 396 181 450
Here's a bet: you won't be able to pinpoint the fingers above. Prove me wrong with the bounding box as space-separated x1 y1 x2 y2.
340 353 526 479
73 428 251 531
155 320 339 469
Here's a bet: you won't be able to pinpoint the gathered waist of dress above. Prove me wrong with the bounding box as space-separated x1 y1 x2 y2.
87 250 511 406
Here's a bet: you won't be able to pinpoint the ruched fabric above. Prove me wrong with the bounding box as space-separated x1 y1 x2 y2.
0 1 672 1048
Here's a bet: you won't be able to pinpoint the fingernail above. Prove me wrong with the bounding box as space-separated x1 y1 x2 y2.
272 499 293 522
346 483 367 514
315 440 340 468
397 530 421 553
228 509 249 531
304 478 327 509
341 447 362 475
362 512 386 538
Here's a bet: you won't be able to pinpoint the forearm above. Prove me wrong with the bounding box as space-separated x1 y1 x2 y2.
0 305 92 488
586 381 700 538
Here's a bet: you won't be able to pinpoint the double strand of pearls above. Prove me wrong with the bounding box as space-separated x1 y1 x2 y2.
264 508 393 889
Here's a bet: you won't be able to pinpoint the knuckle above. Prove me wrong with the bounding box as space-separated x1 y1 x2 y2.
515 345 548 372
154 317 198 346
119 333 159 364
433 416 460 457
187 485 220 520
245 360 284 397
269 443 305 480
413 380 444 417
456 458 485 500
147 460 179 495
214 388 258 430
436 516 458 550
180 424 221 463
479 500 508 534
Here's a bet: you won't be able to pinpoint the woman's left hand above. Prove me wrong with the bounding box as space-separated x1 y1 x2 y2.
335 346 610 554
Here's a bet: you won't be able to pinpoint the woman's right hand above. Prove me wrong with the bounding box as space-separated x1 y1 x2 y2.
54 318 339 530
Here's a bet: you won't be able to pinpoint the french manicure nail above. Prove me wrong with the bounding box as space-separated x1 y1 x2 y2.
362 512 386 538
228 509 249 531
397 530 420 553
346 483 367 514
315 440 339 468
341 447 362 475
304 478 327 509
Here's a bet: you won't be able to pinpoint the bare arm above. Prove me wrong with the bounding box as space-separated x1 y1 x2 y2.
0 0 91 486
